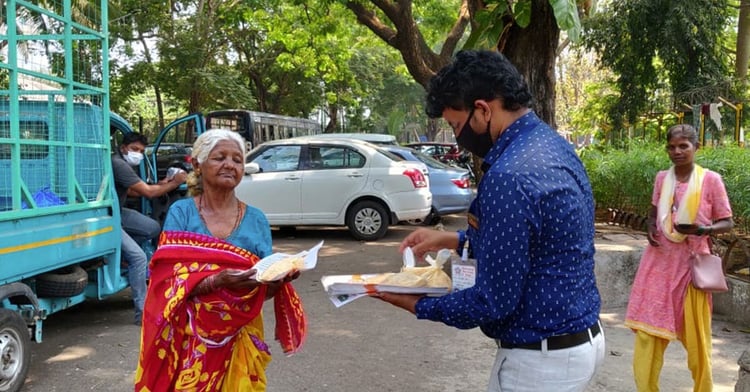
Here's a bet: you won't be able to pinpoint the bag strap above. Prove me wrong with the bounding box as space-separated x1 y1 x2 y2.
686 235 712 256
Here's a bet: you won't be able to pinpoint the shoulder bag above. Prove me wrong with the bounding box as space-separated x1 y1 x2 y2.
689 250 728 293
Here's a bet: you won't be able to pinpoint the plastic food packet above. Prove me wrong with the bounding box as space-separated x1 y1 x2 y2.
364 248 452 288
401 248 452 288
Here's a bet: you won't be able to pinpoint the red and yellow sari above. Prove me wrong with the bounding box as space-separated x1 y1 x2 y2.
135 231 306 392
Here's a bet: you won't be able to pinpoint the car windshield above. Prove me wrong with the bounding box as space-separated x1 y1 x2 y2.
373 147 405 162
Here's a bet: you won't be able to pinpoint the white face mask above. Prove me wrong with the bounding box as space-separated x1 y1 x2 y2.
124 151 144 166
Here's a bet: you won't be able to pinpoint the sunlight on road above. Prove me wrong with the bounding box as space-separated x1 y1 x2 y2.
45 345 95 363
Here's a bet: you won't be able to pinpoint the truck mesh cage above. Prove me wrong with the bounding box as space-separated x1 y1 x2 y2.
0 0 109 215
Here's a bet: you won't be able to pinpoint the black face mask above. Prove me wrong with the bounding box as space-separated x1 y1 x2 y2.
456 109 494 158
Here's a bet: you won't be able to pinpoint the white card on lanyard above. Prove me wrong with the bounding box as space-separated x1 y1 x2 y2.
451 241 476 291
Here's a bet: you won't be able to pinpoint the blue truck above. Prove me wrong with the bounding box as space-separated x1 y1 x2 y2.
0 2 205 390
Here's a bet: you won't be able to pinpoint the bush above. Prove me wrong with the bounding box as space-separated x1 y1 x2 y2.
580 142 750 234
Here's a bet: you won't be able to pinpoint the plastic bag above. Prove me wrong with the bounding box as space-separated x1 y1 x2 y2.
398 248 452 288
21 186 65 209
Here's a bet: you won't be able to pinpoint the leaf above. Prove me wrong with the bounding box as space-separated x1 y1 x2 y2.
549 0 581 42
513 0 532 28
462 3 509 50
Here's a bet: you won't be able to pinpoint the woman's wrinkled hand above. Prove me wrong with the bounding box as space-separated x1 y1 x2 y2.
218 269 262 291
646 225 660 247
264 270 301 299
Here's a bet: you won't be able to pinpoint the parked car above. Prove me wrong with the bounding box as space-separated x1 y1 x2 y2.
381 145 473 225
405 142 462 163
237 137 432 240
144 143 193 179
296 133 398 145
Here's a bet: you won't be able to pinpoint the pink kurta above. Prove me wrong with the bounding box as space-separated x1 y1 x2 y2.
624 169 732 340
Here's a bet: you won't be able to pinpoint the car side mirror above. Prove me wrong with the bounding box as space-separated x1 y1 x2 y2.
245 162 261 175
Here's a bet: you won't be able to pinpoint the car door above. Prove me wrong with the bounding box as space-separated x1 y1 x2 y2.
136 113 204 224
235 144 302 224
299 144 369 223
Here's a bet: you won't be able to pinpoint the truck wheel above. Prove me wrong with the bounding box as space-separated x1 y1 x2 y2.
35 266 88 298
346 201 388 241
0 309 29 392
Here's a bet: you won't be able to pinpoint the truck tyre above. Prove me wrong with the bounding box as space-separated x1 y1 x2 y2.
0 309 29 392
35 266 88 298
346 201 388 241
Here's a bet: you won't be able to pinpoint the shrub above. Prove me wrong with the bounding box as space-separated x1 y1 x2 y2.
580 142 750 234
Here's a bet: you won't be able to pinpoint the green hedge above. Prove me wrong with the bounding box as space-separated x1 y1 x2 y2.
580 142 750 234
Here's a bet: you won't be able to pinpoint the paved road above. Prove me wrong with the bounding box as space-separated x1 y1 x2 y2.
20 214 750 391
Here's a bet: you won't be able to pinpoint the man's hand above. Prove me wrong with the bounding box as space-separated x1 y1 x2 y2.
172 170 188 184
400 228 459 260
371 292 424 314
160 169 188 185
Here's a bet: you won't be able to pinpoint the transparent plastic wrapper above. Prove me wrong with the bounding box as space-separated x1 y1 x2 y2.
166 167 185 179
366 248 452 288
240 241 323 282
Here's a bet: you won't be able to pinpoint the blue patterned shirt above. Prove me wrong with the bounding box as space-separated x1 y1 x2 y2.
415 112 601 344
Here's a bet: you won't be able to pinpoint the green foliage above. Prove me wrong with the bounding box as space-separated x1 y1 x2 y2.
581 143 750 233
549 0 581 41
0 55 7 89
580 141 668 215
581 0 732 131
464 0 581 50
697 145 750 232
463 1 510 49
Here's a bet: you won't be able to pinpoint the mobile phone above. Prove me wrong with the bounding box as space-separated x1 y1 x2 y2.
675 223 696 230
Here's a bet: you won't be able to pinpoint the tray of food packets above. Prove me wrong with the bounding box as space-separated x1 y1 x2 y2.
321 248 452 307
321 273 451 295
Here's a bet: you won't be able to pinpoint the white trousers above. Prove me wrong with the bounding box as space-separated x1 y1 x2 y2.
487 327 606 392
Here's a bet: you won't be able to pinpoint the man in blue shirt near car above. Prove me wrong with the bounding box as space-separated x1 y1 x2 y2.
376 50 604 391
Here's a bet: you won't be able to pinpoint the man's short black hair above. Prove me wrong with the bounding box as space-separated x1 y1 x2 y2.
122 132 148 146
425 50 533 118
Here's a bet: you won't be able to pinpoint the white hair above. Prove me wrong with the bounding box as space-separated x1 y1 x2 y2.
191 128 246 165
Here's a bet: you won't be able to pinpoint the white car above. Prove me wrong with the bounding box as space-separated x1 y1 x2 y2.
294 133 398 145
236 137 432 241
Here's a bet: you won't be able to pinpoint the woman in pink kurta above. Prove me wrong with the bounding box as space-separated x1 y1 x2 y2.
625 124 733 392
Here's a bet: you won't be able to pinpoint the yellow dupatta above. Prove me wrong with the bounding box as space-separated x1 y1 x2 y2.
657 165 705 243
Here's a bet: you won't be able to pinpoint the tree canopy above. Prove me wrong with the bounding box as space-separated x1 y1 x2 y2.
581 0 734 131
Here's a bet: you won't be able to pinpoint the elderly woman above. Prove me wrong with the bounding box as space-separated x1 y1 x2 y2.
135 129 305 392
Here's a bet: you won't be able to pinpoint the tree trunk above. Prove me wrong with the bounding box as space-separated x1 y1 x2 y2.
137 34 165 130
426 118 439 140
500 0 559 128
325 102 339 133
737 0 750 79
344 0 559 130
344 0 470 88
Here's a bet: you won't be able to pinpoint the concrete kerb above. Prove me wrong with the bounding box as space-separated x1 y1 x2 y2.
594 228 750 325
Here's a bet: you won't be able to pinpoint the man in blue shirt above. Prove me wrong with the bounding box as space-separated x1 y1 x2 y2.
376 50 604 391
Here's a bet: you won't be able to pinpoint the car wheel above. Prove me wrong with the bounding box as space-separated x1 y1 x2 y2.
0 309 30 392
405 207 440 226
346 201 388 241
423 208 441 226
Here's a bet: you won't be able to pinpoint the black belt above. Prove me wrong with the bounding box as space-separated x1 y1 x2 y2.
499 322 601 350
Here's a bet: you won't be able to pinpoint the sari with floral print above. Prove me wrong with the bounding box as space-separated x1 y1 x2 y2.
135 231 306 392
